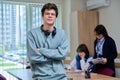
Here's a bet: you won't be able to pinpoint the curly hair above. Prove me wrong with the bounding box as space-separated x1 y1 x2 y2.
41 3 58 17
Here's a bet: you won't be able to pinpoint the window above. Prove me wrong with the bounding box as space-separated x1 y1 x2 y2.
0 1 62 79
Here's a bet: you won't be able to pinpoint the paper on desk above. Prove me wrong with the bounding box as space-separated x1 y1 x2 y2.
92 58 104 64
66 69 81 73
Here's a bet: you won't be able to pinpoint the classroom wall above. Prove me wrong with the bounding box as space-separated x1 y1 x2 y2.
63 0 120 60
98 0 120 53
67 0 120 54
62 0 86 53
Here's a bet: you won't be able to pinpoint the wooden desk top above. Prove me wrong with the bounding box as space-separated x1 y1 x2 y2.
7 69 120 80
67 71 120 80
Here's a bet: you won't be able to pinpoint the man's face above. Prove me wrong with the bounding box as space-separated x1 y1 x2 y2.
42 9 56 25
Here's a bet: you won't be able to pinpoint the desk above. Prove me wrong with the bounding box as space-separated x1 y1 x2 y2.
7 69 120 80
67 72 120 80
7 69 32 80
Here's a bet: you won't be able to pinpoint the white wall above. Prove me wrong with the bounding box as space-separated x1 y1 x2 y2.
70 0 120 53
62 0 71 43
62 0 86 54
98 0 120 53
62 0 87 59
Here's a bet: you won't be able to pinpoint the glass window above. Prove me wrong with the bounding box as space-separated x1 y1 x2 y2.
0 1 62 79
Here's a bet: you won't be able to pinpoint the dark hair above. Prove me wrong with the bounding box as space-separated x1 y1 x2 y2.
41 3 58 17
94 24 109 37
76 44 90 59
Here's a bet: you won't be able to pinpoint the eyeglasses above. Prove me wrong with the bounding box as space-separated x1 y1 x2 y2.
44 12 56 16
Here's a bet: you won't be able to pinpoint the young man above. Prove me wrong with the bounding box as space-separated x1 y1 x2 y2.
27 3 69 80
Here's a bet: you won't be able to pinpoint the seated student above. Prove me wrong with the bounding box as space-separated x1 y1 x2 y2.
67 44 93 71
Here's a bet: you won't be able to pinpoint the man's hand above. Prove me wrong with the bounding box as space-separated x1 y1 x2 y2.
36 48 40 52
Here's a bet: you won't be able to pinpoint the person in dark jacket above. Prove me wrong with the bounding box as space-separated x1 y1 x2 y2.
93 24 117 77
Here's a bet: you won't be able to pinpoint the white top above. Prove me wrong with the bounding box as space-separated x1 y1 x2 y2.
67 56 93 71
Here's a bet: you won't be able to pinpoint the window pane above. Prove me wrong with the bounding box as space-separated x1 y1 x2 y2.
0 1 62 79
30 4 43 29
0 2 27 79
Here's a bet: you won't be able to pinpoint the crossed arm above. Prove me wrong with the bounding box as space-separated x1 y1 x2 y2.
27 31 69 64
